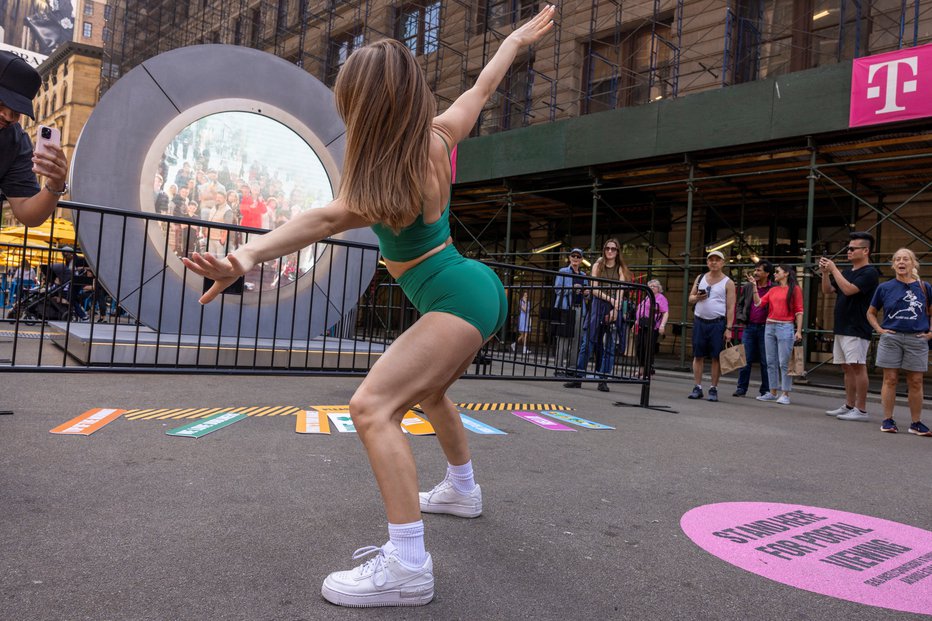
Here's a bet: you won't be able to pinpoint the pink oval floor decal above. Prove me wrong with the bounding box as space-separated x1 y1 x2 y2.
681 502 932 616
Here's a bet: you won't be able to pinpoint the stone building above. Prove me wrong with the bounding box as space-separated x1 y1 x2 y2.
97 1 932 362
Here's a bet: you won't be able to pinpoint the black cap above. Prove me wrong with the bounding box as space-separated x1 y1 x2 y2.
0 51 41 119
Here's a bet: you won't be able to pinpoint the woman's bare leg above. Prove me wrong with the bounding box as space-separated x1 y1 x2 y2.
349 312 483 524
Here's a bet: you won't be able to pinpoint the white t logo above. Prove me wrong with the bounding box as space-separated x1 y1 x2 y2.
866 57 919 114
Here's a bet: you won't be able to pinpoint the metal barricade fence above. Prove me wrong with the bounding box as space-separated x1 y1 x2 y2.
0 200 656 402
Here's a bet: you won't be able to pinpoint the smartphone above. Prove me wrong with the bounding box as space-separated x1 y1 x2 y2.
35 125 61 157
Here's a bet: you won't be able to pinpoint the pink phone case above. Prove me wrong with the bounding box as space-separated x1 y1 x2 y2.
35 125 61 157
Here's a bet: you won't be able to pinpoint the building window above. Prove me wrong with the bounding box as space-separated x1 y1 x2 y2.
277 0 290 32
583 19 674 114
104 5 112 20
250 7 262 47
83 22 93 38
396 2 441 56
234 18 243 45
84 2 94 16
482 0 537 32
103 27 111 42
474 58 532 135
326 29 364 86
734 0 869 82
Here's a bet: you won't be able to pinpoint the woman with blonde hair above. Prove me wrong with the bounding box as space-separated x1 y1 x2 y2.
564 237 631 392
183 7 556 607
867 247 932 436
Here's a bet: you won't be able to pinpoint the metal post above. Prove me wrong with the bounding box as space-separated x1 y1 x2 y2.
803 137 817 365
679 158 695 368
505 189 513 256
648 197 656 281
590 176 600 253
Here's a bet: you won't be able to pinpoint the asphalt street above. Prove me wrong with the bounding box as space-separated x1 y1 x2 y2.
1 370 929 620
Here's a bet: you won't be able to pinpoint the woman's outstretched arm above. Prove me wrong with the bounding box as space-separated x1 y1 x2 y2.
182 198 369 304
433 5 555 144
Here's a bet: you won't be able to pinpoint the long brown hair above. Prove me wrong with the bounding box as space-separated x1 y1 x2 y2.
593 237 631 282
334 39 437 232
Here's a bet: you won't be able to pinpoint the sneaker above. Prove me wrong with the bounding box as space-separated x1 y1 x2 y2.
837 409 870 422
880 418 898 433
321 542 434 608
732 390 747 397
597 382 610 392
563 381 582 389
776 394 791 405
687 386 703 400
826 404 852 416
756 393 778 402
707 387 718 402
419 479 482 518
908 421 932 437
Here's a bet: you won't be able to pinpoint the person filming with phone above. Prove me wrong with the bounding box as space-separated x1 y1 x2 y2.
0 51 70 227
687 250 736 402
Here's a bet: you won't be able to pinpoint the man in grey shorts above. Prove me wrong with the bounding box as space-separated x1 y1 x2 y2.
819 232 880 421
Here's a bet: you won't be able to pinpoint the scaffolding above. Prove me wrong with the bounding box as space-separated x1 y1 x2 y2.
101 1 932 131
95 1 932 380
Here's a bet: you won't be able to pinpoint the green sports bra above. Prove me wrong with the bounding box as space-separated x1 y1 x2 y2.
370 134 452 262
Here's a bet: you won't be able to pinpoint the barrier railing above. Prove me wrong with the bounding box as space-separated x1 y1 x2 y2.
0 200 656 403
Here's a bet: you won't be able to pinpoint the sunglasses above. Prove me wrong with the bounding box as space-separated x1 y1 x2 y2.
845 245 868 252
604 247 618 252
570 254 582 258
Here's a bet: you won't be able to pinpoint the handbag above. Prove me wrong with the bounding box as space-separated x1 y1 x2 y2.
719 342 746 375
787 345 805 377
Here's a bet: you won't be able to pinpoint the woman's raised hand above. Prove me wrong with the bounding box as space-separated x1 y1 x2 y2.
182 252 250 305
506 4 556 48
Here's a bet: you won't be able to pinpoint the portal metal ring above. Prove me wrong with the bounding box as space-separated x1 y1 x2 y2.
70 45 377 339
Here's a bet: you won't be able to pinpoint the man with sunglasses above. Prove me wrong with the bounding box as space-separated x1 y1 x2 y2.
819 232 880 422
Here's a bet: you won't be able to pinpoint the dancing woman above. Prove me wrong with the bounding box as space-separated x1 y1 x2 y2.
183 6 556 608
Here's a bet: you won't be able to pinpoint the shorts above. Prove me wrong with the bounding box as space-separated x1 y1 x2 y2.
692 316 726 359
832 335 870 365
875 332 929 373
396 245 507 340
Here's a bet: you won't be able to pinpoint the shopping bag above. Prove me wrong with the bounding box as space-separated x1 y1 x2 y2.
787 345 805 377
719 342 746 375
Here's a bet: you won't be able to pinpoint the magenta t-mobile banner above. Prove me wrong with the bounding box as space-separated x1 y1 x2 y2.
850 43 932 128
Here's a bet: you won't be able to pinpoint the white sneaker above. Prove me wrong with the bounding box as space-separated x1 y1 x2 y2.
756 393 778 402
419 479 482 518
837 408 870 422
776 394 791 405
826 404 851 416
321 542 434 607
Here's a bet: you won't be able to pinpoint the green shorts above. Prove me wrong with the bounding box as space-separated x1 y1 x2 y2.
396 245 507 340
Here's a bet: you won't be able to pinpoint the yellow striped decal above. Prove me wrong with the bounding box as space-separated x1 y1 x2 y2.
454 403 574 411
122 406 302 420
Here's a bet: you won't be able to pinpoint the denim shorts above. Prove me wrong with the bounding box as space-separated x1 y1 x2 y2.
693 316 726 358
875 332 929 373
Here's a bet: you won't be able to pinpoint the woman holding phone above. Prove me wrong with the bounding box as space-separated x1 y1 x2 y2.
752 264 803 405
183 7 556 608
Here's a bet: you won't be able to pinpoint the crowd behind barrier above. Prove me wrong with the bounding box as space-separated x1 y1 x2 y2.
0 201 657 405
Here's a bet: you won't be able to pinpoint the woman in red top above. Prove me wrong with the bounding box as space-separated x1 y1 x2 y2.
237 184 266 230
751 264 804 405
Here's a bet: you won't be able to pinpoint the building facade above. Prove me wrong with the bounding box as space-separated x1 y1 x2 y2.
96 1 932 362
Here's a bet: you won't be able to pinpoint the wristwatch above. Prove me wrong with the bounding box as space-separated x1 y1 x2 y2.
44 181 68 196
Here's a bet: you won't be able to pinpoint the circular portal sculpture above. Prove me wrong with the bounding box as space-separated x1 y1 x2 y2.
70 45 377 338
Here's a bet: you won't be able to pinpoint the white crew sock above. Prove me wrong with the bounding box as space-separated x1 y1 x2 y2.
446 460 476 493
388 520 427 568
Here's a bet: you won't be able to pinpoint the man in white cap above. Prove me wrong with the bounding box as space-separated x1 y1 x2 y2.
687 250 736 402
0 51 70 227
